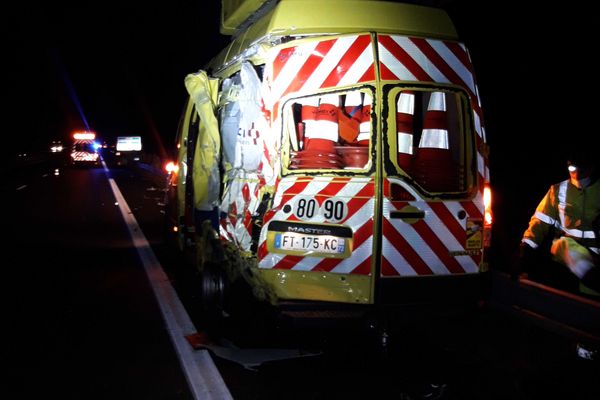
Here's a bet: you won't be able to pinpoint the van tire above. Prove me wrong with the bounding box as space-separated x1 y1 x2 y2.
193 223 230 331
200 261 229 328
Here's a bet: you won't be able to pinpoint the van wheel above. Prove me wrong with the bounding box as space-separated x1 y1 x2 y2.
194 223 229 331
200 261 228 319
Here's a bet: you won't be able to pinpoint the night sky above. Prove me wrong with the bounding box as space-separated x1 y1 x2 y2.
4 1 227 158
4 1 597 267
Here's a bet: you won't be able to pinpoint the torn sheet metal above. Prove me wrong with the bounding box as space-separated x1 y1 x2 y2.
199 339 321 370
185 70 221 211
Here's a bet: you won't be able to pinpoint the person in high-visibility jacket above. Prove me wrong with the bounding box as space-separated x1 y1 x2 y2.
519 149 600 295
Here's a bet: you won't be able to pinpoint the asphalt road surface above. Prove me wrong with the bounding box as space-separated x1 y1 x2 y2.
5 156 197 399
4 154 599 399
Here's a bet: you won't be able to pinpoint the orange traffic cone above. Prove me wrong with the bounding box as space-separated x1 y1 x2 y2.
292 94 343 169
357 94 371 146
418 91 448 149
299 97 319 150
339 91 362 144
413 91 457 191
396 91 414 173
305 93 339 153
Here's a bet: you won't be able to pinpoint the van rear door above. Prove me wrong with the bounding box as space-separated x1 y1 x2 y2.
378 86 484 303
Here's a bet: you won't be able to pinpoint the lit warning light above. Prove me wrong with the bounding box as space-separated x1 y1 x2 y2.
54 168 60 176
483 185 493 226
73 132 96 140
165 161 179 174
114 202 119 206
172 226 179 233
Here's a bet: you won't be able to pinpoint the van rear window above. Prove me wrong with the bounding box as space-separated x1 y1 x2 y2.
283 89 373 171
387 88 475 194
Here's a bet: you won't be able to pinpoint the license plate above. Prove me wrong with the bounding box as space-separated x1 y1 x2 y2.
267 221 353 258
274 232 346 254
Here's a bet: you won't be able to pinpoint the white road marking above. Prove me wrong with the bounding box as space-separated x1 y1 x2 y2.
103 161 232 400
16 185 27 191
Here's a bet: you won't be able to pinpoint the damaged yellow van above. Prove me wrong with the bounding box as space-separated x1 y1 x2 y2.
165 0 492 320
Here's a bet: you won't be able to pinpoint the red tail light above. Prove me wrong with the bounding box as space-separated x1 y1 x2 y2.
483 184 492 248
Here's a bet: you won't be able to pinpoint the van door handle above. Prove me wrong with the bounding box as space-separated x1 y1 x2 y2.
390 210 425 219
390 205 425 222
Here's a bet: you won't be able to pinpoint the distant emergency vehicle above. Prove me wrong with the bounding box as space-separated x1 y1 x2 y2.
165 0 492 317
71 132 100 165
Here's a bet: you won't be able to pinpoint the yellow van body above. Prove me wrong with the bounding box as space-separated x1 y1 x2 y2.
166 0 492 309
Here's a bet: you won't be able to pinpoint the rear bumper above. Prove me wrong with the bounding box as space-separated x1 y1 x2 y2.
269 273 488 326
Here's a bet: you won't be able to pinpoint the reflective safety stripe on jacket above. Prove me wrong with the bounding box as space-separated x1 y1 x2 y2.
522 178 600 254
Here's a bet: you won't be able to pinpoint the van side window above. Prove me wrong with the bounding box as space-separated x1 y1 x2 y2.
284 89 373 171
389 88 473 193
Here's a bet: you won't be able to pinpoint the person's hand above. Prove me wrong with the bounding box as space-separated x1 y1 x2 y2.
511 243 535 281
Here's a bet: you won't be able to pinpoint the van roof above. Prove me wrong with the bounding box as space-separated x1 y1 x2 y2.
212 0 458 71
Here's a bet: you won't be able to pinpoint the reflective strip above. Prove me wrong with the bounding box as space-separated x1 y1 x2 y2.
556 180 596 239
396 92 414 154
522 238 538 249
269 35 375 119
534 211 557 226
307 121 339 141
397 132 413 154
427 91 446 111
377 34 488 187
357 130 370 142
359 121 371 133
381 178 482 276
558 180 568 229
562 227 597 239
337 43 375 86
398 92 415 114
378 42 417 80
428 40 477 96
259 177 375 274
357 94 372 142
418 129 448 149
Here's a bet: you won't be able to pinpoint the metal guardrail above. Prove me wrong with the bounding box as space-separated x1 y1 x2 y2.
489 270 600 342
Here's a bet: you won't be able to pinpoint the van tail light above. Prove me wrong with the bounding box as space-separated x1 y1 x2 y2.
483 183 492 248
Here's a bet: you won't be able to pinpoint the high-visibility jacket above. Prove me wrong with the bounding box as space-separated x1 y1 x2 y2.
522 177 600 256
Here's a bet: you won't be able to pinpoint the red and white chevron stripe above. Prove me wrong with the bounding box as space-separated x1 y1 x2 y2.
240 33 489 278
381 179 482 276
378 34 489 183
221 173 263 251
258 176 483 277
258 176 375 274
266 34 376 120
